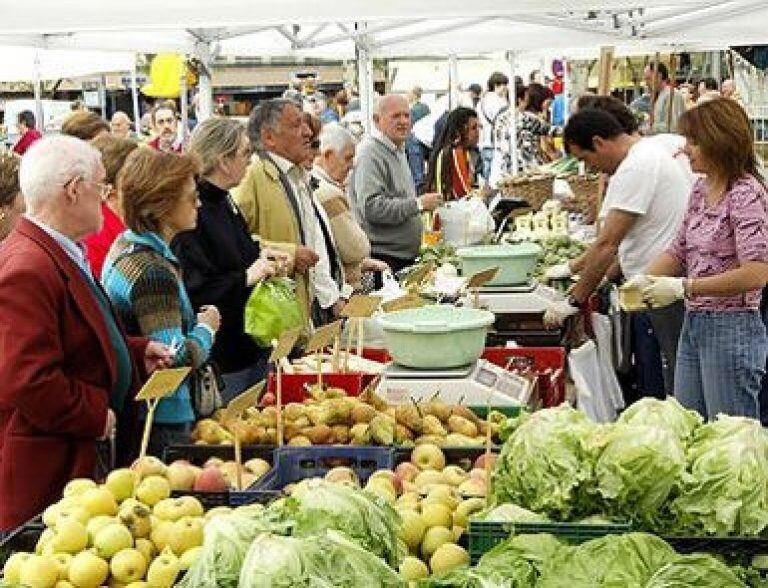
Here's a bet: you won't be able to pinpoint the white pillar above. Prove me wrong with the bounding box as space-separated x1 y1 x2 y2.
712 50 722 81
195 41 214 122
130 59 141 135
506 51 518 177
33 54 43 132
562 56 570 122
355 25 374 134
448 53 459 110
179 69 189 145
98 75 107 118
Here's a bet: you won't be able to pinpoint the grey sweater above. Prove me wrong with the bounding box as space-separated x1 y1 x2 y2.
349 133 422 260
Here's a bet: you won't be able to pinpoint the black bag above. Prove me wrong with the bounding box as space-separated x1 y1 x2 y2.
189 362 225 418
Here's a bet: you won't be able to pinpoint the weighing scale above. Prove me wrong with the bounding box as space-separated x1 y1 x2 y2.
376 359 535 409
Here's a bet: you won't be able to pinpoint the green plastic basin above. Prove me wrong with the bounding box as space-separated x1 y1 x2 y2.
457 243 542 286
377 305 495 369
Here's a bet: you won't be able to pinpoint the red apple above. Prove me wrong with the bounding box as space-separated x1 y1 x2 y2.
369 470 402 494
193 465 229 492
473 453 498 472
395 461 420 484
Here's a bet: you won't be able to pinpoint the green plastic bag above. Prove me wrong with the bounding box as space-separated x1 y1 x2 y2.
244 277 303 347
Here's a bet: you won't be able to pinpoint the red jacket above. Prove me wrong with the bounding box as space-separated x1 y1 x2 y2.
147 136 183 153
84 203 126 280
12 129 42 155
0 218 147 529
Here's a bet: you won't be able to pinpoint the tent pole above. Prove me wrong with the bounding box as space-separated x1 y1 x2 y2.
506 51 518 178
448 54 459 110
562 56 570 122
179 67 189 147
130 58 141 136
33 54 43 132
195 41 214 122
355 22 373 134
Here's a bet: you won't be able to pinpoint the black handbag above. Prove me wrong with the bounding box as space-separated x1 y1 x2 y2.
189 361 225 418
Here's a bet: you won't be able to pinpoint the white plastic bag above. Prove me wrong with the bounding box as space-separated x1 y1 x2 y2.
591 313 625 413
568 340 617 423
438 199 494 247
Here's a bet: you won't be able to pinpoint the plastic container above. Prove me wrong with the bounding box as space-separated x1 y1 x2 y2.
468 520 631 564
377 305 494 369
393 446 497 472
0 516 44 568
456 243 542 286
264 373 370 405
253 446 395 491
481 347 567 407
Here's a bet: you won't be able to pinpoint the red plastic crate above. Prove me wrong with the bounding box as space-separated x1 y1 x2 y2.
481 347 567 407
264 372 371 405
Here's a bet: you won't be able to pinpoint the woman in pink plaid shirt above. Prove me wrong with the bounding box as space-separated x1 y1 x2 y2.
637 98 768 420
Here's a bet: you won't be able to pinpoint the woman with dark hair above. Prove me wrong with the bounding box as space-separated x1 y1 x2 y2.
516 82 558 169
640 99 768 420
425 107 480 200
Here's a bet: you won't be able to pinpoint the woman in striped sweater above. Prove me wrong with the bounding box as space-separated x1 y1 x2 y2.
102 149 221 457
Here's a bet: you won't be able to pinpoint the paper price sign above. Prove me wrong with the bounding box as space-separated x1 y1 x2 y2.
269 327 302 363
466 267 500 290
403 263 434 287
381 294 424 313
340 295 382 318
135 367 191 401
223 381 265 425
305 320 342 353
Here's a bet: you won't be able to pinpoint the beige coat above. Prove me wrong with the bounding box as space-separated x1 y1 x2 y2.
312 170 371 291
232 156 311 329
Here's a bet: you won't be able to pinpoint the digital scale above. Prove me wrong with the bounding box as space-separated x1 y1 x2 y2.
376 359 535 409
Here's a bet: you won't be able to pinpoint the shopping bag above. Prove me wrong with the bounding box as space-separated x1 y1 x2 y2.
437 198 495 247
244 277 304 347
568 340 617 423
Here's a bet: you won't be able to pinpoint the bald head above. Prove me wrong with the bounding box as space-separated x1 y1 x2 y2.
373 94 411 147
110 111 132 139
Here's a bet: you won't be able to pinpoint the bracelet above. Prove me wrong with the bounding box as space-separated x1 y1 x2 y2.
684 278 694 299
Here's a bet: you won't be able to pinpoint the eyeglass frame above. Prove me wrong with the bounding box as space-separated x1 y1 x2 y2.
63 175 113 199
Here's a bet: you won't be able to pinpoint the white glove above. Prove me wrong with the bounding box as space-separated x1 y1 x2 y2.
543 300 580 328
621 274 652 291
545 262 573 280
642 276 685 308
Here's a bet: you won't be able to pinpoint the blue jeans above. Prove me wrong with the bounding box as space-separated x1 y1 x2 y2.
480 147 494 181
675 310 766 421
221 357 268 403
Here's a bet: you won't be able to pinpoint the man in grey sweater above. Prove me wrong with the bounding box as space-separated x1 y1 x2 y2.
350 94 441 276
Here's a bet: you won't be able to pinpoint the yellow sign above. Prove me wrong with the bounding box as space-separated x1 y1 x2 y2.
340 295 382 318
268 327 302 363
403 263 434 288
466 267 500 290
135 368 191 401
223 381 265 425
305 320 342 353
382 294 425 313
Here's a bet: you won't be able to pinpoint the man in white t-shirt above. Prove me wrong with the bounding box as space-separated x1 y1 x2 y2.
546 108 692 393
476 72 509 181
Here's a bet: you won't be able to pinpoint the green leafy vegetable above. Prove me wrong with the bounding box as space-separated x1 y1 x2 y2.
617 397 702 444
645 554 744 587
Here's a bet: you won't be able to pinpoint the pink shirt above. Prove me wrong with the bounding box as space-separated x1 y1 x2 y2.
667 174 768 311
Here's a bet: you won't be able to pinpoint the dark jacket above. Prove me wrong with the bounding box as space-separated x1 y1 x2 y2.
172 179 265 374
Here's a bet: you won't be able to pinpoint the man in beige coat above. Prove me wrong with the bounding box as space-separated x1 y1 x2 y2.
234 99 320 328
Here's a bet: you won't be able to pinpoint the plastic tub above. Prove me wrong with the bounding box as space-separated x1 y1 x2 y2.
377 305 495 369
457 243 542 286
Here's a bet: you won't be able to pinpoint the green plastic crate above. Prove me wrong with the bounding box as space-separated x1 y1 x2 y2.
468 520 631 564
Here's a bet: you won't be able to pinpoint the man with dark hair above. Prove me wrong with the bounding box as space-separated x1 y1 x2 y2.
697 77 720 104
644 62 685 134
547 108 692 398
477 72 509 181
12 110 42 156
147 103 181 153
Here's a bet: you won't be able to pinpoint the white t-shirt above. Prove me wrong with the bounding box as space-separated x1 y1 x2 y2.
477 92 507 149
645 133 696 183
599 138 693 277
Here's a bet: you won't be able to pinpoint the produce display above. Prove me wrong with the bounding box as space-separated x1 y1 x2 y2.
421 531 760 587
489 398 768 537
191 390 506 448
532 235 587 281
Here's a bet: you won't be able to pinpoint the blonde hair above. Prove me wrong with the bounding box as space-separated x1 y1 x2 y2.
61 110 110 141
0 152 20 207
91 135 139 185
188 117 246 176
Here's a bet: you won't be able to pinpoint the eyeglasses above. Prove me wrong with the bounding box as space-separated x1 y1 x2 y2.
64 176 112 199
310 140 320 150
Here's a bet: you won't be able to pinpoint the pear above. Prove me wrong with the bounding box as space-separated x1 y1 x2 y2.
350 402 377 424
394 403 423 434
422 397 452 422
303 424 333 445
369 415 395 445
422 415 448 437
359 387 387 412
451 404 481 425
349 423 371 445
394 424 414 444
447 415 478 438
331 424 350 444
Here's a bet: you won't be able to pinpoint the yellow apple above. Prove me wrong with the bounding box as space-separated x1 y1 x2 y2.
19 554 59 588
3 551 33 584
35 528 55 555
398 555 429 581
68 551 109 588
430 543 469 575
420 502 453 529
149 520 174 552
51 553 72 581
179 545 202 570
79 487 118 517
131 456 167 479
55 506 91 528
136 476 171 507
398 509 426 553
134 538 156 564
146 550 180 588
93 523 134 559
110 548 147 584
168 517 204 556
420 526 453 559
62 479 97 499
51 519 89 554
165 461 196 492
85 515 116 542
119 502 152 539
105 469 138 503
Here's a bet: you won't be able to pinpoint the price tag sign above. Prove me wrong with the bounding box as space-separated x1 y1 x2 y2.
268 327 302 363
466 267 500 290
305 320 342 353
381 294 425 313
135 368 191 401
340 295 382 318
223 381 265 425
403 262 434 288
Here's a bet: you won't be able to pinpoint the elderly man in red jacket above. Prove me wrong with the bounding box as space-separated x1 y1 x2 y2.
0 135 173 530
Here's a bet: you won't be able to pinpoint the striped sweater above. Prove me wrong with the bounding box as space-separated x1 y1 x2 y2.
102 230 214 424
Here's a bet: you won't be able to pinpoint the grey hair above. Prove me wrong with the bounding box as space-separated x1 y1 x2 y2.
318 122 355 155
247 98 296 150
20 135 101 205
189 117 247 176
372 94 407 117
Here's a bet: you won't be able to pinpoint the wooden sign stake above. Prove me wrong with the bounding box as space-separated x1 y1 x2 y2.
221 382 264 488
276 361 284 446
484 400 493 509
269 329 301 447
134 367 191 461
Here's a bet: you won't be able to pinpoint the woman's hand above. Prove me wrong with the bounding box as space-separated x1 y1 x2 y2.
361 258 389 272
246 258 277 286
197 305 221 332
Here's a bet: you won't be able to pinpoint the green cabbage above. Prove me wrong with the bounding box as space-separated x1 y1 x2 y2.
617 397 702 444
645 554 744 587
491 406 597 520
279 480 405 567
671 415 768 535
537 532 677 588
593 425 685 528
238 530 403 588
475 503 549 523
